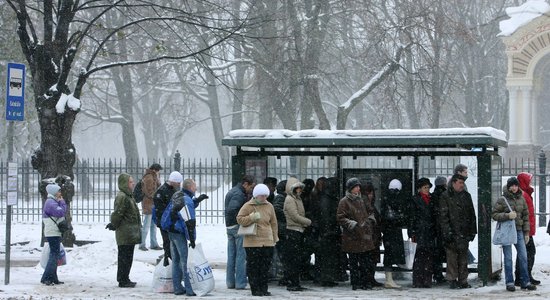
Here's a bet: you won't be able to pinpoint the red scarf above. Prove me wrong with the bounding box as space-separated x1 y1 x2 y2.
420 193 430 205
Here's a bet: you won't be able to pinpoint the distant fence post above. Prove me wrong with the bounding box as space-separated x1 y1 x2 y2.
539 151 547 226
174 151 181 172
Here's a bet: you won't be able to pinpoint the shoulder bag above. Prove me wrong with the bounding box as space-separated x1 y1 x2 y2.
237 206 258 236
492 197 517 246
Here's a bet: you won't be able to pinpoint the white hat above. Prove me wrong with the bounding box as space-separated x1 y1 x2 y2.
168 171 183 183
46 184 61 196
388 179 402 191
253 184 270 198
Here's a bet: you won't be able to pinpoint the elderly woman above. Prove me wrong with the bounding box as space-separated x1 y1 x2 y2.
237 184 278 296
41 184 67 286
492 177 536 292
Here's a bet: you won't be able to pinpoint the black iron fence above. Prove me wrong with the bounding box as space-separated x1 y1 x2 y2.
0 154 548 225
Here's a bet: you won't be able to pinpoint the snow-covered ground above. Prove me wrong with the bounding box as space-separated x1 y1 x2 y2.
1 222 550 299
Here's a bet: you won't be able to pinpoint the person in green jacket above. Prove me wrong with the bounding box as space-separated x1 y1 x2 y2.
107 173 142 288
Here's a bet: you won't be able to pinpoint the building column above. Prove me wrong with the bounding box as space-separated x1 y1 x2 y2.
520 86 532 144
531 88 539 145
508 85 519 144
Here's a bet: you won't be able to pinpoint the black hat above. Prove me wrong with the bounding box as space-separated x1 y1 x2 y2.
149 163 163 171
434 176 447 186
507 177 520 189
346 177 361 192
417 177 432 189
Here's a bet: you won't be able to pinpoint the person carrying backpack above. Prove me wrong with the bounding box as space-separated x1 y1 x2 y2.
137 163 162 251
154 171 183 265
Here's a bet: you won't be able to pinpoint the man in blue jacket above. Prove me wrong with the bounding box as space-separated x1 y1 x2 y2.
224 175 256 289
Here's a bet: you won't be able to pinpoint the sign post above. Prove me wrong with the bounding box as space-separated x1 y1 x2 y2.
5 62 25 285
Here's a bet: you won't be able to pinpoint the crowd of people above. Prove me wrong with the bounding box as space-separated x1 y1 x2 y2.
39 162 543 295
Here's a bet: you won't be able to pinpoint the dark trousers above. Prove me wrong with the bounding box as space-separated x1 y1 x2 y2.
348 252 373 288
413 247 434 287
117 244 135 283
275 237 288 281
283 230 305 288
515 236 536 280
160 229 171 261
245 247 274 295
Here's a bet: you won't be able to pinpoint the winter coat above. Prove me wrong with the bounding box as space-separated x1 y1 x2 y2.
110 173 142 245
408 193 436 248
153 182 179 227
318 189 341 239
141 168 161 215
381 189 406 264
438 186 477 250
273 188 287 238
237 198 279 247
337 191 376 253
431 185 447 259
165 189 196 241
225 184 247 227
42 196 67 237
283 178 311 232
518 173 536 236
492 186 530 235
316 182 342 282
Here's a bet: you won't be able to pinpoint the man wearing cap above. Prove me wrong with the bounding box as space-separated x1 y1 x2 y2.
154 171 183 265
337 178 376 290
139 163 163 251
438 174 477 289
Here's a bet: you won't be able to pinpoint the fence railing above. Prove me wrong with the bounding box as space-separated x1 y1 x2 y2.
0 154 547 224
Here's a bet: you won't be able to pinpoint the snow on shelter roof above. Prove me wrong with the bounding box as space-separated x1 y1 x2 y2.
222 127 507 149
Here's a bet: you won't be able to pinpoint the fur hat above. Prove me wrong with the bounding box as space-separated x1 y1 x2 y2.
507 177 520 189
417 177 433 189
434 176 447 187
346 177 361 192
253 184 270 198
168 171 183 183
46 184 61 196
388 179 402 191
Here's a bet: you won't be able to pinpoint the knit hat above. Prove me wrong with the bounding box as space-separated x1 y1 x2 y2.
434 176 447 186
417 177 433 189
507 177 520 189
46 184 61 196
388 179 402 191
346 177 362 192
168 171 183 183
253 184 270 197
149 163 163 171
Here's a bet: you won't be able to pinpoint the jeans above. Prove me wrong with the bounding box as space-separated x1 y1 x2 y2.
140 214 159 248
168 232 194 295
226 226 247 289
41 236 61 283
503 231 529 287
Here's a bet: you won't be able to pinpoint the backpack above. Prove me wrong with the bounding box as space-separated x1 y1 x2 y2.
133 179 144 203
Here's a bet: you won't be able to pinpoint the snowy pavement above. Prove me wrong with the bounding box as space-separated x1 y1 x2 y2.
1 222 550 299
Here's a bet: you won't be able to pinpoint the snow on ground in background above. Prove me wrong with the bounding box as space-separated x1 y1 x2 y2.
1 222 550 299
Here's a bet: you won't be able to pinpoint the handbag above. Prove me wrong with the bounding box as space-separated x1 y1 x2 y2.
50 216 72 235
492 197 518 246
237 223 257 236
40 242 67 268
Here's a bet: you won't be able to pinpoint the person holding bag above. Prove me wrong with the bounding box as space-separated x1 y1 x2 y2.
237 184 278 296
492 177 536 292
41 184 67 286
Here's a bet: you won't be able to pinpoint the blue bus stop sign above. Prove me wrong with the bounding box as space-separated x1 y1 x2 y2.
5 63 25 121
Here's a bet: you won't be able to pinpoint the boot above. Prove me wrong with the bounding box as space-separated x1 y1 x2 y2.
384 272 401 288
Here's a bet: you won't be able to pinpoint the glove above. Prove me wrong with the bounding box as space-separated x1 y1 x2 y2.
508 211 517 220
347 220 358 230
189 240 196 249
105 223 116 231
525 235 530 244
196 194 209 202
163 256 170 267
250 211 261 221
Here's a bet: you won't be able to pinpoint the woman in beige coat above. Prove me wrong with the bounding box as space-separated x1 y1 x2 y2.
237 184 278 296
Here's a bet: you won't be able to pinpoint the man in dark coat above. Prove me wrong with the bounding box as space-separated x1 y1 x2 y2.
272 179 288 285
153 171 183 265
438 174 477 289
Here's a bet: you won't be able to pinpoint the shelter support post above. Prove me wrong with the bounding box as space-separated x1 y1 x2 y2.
477 153 492 286
539 151 546 226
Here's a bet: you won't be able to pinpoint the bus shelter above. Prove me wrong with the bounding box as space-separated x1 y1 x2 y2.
222 127 508 285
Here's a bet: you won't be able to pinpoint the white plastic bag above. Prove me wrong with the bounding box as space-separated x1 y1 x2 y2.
398 239 416 270
40 242 67 268
187 243 214 296
152 259 173 293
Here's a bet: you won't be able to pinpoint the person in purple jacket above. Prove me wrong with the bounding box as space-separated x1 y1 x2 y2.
41 183 67 285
